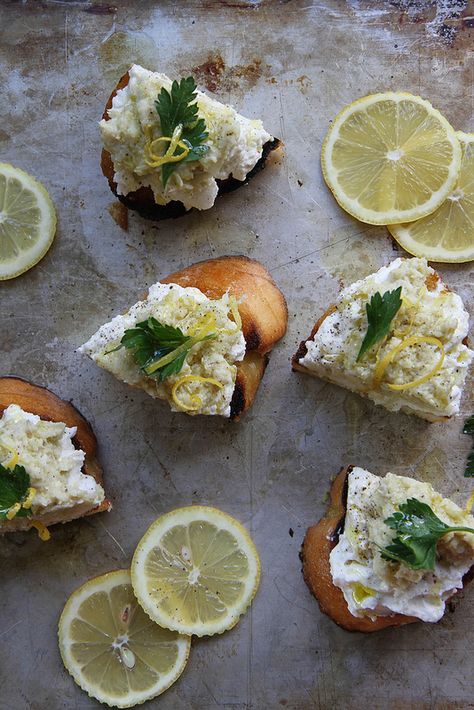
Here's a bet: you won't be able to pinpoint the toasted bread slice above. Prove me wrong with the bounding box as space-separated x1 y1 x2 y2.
301 466 474 632
101 71 282 221
162 256 287 418
0 377 111 534
81 256 287 419
292 259 472 422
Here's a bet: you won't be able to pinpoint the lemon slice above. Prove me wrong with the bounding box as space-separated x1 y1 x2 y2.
388 132 474 262
321 92 461 225
58 569 190 708
0 163 56 280
131 506 261 637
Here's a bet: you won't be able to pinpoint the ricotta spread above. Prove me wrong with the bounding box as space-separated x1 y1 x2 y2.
100 64 273 210
299 257 473 418
0 404 104 516
330 467 474 622
79 283 246 417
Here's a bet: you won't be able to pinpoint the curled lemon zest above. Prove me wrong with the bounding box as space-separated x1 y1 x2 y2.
217 296 243 335
6 502 21 520
144 124 190 168
229 296 242 330
31 520 51 541
0 443 19 469
373 335 445 391
171 376 224 411
464 490 474 515
187 312 217 337
22 487 36 510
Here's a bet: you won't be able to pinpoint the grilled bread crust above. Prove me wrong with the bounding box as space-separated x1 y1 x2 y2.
0 377 111 533
101 71 283 221
161 255 288 419
301 466 473 632
291 271 469 422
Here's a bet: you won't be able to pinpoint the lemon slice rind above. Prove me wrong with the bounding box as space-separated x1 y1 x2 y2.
131 506 261 637
0 162 57 280
321 92 462 225
58 569 191 709
388 131 474 263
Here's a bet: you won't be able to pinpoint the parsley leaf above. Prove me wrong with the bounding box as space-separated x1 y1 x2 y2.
463 415 474 477
380 497 474 570
110 317 215 383
356 287 403 362
155 76 210 187
0 463 32 520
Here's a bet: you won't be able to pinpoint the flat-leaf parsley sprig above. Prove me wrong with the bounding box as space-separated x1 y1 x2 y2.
380 497 474 570
357 287 402 362
107 317 216 383
0 462 35 520
144 77 210 187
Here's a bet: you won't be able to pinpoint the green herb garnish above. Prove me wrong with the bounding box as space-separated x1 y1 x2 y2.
109 317 216 382
380 497 474 570
155 76 210 187
463 415 474 477
0 463 32 520
356 287 403 362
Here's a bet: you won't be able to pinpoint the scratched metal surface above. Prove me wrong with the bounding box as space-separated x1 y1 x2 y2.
0 1 473 708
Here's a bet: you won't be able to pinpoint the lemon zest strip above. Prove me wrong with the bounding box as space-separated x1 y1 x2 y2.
464 490 474 515
22 486 37 510
5 502 21 520
0 444 19 469
187 312 217 337
373 335 445 391
171 376 224 412
145 320 217 376
351 582 375 605
31 520 51 541
144 125 190 168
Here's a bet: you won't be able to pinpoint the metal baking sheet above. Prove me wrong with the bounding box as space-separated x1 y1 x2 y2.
1 1 473 708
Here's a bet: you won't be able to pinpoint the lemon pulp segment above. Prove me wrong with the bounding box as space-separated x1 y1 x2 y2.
389 132 474 262
58 569 190 708
0 163 56 280
131 506 261 637
321 92 461 225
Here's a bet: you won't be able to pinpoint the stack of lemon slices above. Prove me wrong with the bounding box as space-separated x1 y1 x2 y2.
58 506 260 708
321 92 474 263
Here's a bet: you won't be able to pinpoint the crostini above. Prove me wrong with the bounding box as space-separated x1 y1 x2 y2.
100 65 282 220
79 256 288 419
293 257 473 421
0 377 110 537
301 466 474 632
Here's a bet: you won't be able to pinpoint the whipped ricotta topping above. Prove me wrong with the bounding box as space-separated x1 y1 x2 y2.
330 467 474 622
0 404 104 516
79 283 246 417
300 257 473 418
100 64 272 210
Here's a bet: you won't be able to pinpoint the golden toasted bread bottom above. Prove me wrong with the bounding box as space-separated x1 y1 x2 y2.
301 466 474 632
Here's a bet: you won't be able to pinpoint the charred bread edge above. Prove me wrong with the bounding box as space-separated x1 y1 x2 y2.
0 376 111 533
101 71 283 221
300 465 474 632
